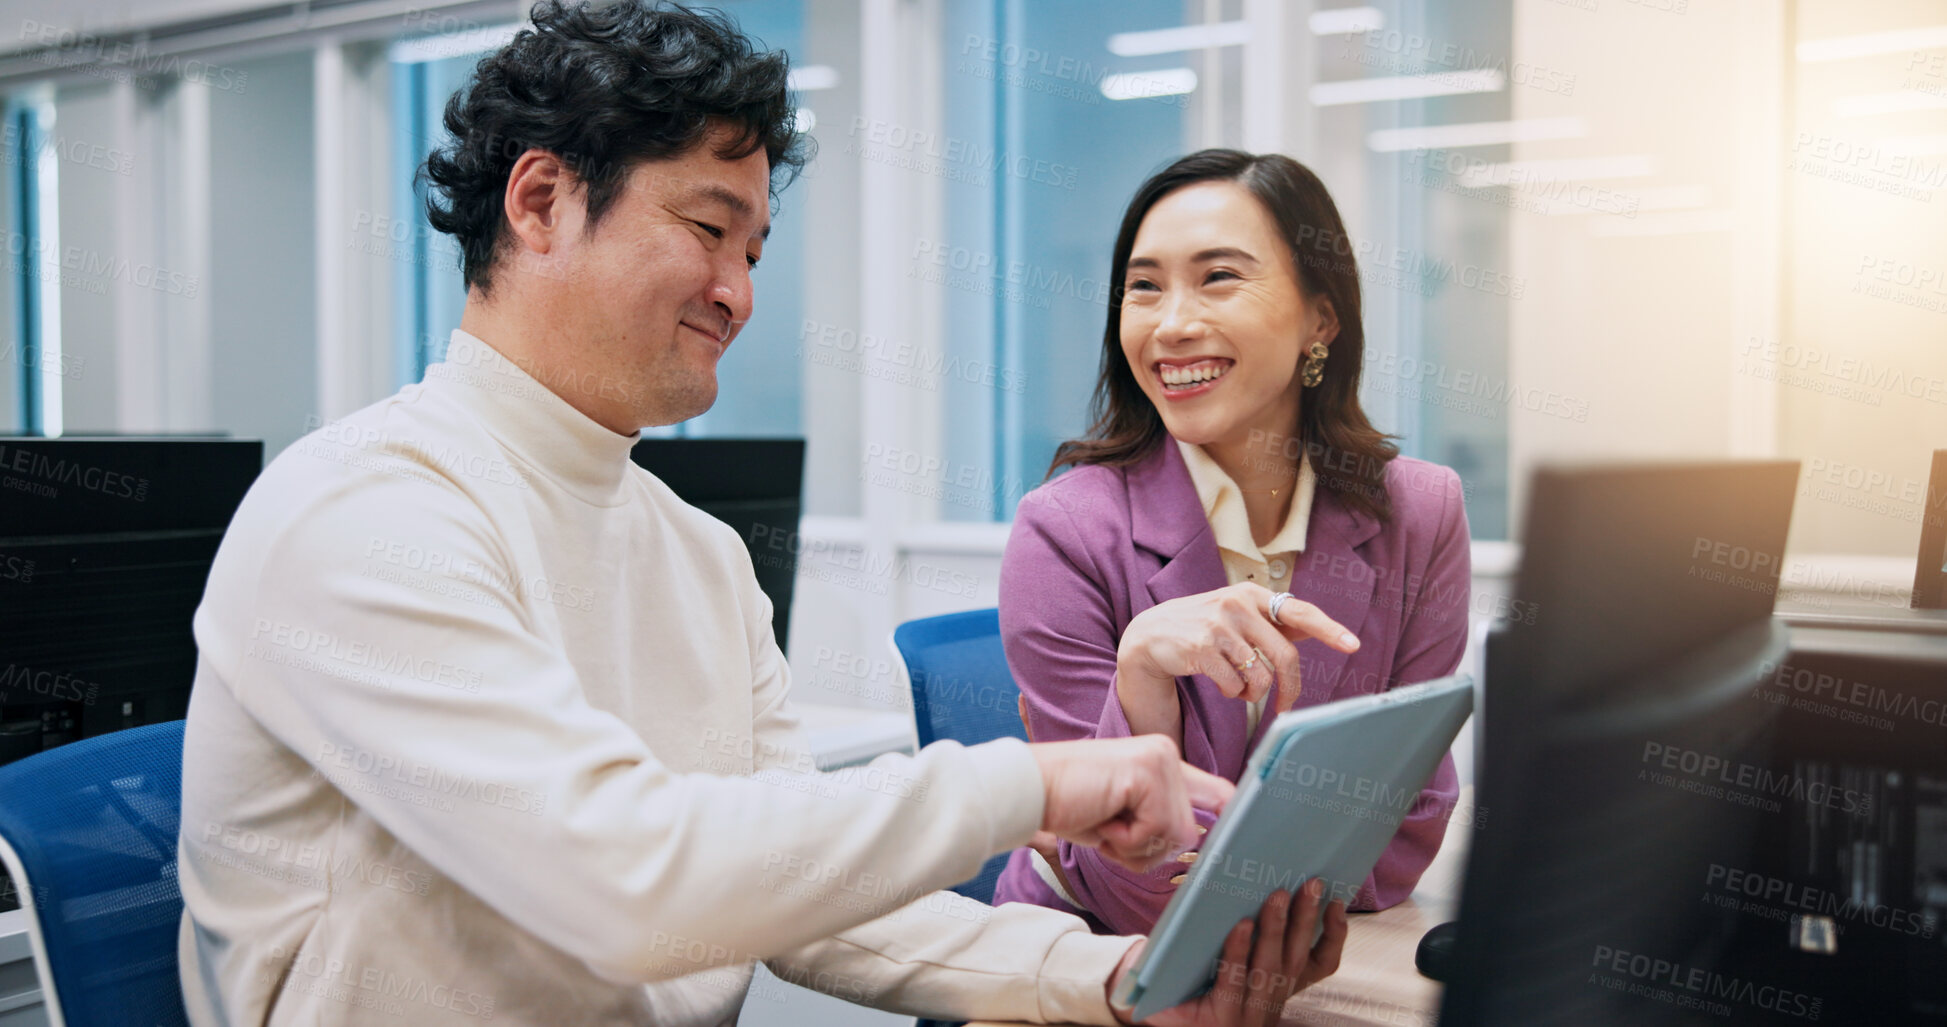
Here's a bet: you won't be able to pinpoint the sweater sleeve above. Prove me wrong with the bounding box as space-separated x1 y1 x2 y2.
764 891 1138 1024
733 547 1139 1024
1357 466 1471 910
216 470 1049 986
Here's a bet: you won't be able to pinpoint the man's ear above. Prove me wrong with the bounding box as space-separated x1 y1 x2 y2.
503 149 579 259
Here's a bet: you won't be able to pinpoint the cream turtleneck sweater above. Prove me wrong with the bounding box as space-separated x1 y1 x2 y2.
176 330 1134 1026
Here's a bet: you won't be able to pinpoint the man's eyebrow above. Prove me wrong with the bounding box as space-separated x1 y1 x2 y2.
688 183 772 240
1125 247 1258 272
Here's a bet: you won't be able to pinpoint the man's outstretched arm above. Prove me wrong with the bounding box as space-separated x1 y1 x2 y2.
210 470 1221 987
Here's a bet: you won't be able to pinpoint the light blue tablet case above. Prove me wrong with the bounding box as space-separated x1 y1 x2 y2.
1113 674 1475 1021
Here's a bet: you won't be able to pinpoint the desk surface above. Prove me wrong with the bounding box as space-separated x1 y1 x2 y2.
970 787 1474 1027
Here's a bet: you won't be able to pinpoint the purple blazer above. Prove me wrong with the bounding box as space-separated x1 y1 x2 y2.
991 440 1471 936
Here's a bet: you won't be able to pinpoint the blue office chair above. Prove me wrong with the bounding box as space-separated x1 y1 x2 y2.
892 608 1028 905
0 721 189 1027
893 608 1033 1027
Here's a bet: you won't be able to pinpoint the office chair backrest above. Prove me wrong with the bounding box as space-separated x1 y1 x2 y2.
0 721 189 1027
892 608 1027 903
895 608 1028 750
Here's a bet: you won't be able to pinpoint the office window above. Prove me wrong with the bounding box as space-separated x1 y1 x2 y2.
933 0 1206 520
49 80 117 438
1 96 51 435
5 52 320 451
209 51 318 459
918 0 1514 534
391 45 485 384
1313 0 1515 539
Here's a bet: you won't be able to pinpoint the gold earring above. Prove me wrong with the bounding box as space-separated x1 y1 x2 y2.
1300 341 1329 388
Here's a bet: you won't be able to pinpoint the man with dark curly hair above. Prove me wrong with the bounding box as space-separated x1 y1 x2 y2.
175 3 1344 1025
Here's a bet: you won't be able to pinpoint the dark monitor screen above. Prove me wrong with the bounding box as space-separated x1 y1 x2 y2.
0 438 261 759
1441 460 1800 1026
0 436 260 535
629 438 804 653
1503 460 1797 711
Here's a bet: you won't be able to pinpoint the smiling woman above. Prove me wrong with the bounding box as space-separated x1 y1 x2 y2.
991 149 1474 938
1053 149 1397 521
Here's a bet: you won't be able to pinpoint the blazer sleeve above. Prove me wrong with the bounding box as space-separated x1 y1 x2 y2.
999 486 1194 935
1358 466 1472 910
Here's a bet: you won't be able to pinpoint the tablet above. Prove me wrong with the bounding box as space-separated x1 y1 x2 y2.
1112 674 1475 1021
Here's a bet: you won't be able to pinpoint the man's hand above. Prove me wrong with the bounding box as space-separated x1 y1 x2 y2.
1029 736 1234 873
1109 879 1349 1025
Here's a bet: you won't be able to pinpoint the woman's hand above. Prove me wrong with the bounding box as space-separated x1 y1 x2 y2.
1114 583 1360 744
1109 878 1350 1025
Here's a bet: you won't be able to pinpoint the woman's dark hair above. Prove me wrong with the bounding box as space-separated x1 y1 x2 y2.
424 0 809 292
1051 149 1398 522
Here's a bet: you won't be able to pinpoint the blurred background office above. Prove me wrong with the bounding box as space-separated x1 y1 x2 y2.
3 2 1944 1024
1 0 1942 799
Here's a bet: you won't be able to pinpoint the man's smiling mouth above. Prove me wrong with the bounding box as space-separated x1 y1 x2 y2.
682 320 730 344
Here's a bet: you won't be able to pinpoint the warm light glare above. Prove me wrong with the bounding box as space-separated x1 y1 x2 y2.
1458 155 1657 189
1835 91 1947 118
1543 184 1710 217
1100 68 1199 101
1106 22 1249 57
1875 133 1947 156
1310 68 1504 106
1309 7 1385 36
1796 25 1947 63
1590 210 1735 237
1367 116 1588 152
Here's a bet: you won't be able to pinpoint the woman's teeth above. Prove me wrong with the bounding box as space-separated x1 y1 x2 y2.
1161 362 1230 389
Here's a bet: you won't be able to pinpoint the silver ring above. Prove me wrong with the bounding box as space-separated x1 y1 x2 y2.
1268 591 1296 623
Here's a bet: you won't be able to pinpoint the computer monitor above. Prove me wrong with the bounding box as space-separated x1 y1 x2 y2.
1439 460 1799 1026
0 436 261 912
629 438 804 653
1776 448 1947 634
1728 625 1947 1022
0 436 262 760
